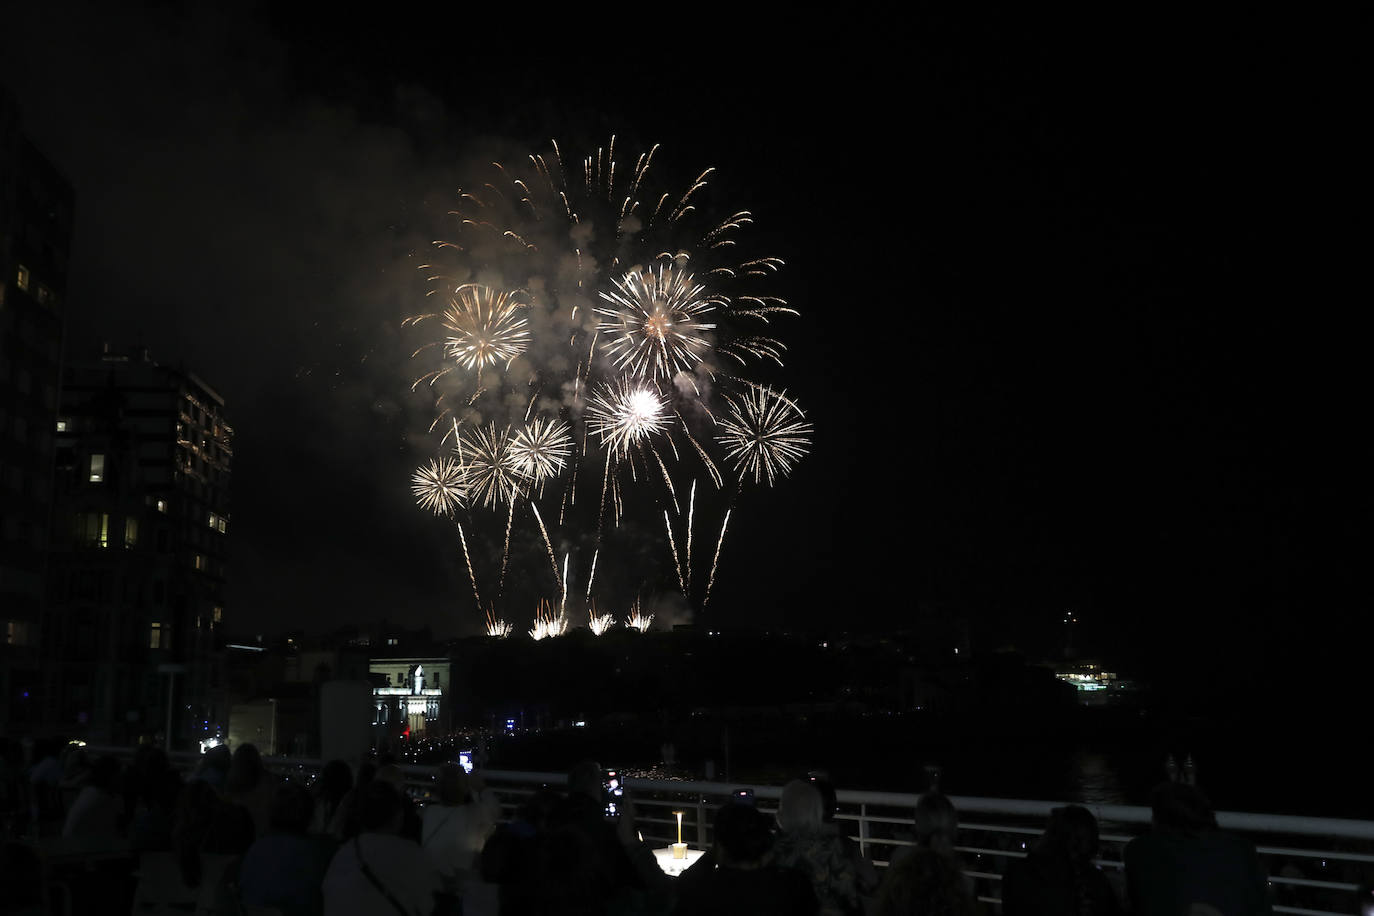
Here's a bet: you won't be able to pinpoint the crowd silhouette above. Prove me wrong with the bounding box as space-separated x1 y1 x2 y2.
0 737 1301 914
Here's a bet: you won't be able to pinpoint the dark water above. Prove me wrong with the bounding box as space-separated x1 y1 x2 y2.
487 706 1373 820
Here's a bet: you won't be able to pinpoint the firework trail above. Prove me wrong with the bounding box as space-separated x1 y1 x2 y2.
664 510 686 596
498 499 516 594
686 480 696 590
528 502 564 595
454 519 482 610
702 508 731 611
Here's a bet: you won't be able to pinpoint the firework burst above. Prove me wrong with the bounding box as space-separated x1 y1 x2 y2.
510 418 573 485
596 264 716 382
529 600 568 640
411 456 466 515
441 285 530 374
485 609 513 638
457 423 527 508
715 384 813 486
408 138 812 625
586 380 671 459
587 603 616 636
624 601 654 633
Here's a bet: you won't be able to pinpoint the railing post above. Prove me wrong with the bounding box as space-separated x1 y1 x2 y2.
859 802 870 859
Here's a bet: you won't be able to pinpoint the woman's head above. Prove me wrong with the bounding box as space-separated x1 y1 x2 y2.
872 847 974 916
316 760 353 803
227 743 263 793
777 779 824 834
914 792 958 853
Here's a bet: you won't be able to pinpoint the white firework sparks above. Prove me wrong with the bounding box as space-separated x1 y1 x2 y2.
457 424 527 508
411 456 466 515
485 615 513 638
510 417 573 485
596 264 716 382
588 605 616 636
586 380 671 459
715 384 813 486
624 601 654 633
529 601 568 640
441 285 530 374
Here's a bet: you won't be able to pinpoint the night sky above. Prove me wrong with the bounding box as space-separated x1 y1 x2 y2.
3 9 1358 703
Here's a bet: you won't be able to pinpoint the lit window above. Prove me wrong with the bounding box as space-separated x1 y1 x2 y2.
193 554 204 571
208 512 216 529
124 517 138 548
98 514 109 548
89 454 105 483
56 419 68 433
16 265 29 291
149 622 163 649
156 499 167 514
212 606 223 624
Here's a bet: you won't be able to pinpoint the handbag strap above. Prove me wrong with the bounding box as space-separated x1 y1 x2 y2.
353 836 413 916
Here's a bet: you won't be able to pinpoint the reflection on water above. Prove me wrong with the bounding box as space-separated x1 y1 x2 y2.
1071 750 1126 806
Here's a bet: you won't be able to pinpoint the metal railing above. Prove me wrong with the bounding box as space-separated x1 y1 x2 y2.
97 748 1374 914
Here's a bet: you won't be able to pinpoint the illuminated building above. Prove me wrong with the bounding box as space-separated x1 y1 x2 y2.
0 87 73 736
370 658 450 741
44 345 233 748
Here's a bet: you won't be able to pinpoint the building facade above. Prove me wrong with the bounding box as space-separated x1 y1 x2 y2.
370 657 450 742
44 346 232 748
0 87 74 736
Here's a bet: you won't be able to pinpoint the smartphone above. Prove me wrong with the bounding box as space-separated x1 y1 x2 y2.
732 787 755 807
603 769 624 817
457 750 474 774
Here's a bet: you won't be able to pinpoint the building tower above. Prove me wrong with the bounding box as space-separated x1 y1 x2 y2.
45 346 233 748
0 87 74 736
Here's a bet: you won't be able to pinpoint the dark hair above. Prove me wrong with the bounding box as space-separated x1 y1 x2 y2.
567 759 603 805
269 782 315 835
808 775 839 823
316 760 353 803
227 744 263 794
357 780 404 833
1034 806 1101 916
173 780 220 887
1040 805 1099 862
714 802 773 865
1150 781 1217 836
914 792 959 853
872 847 974 916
